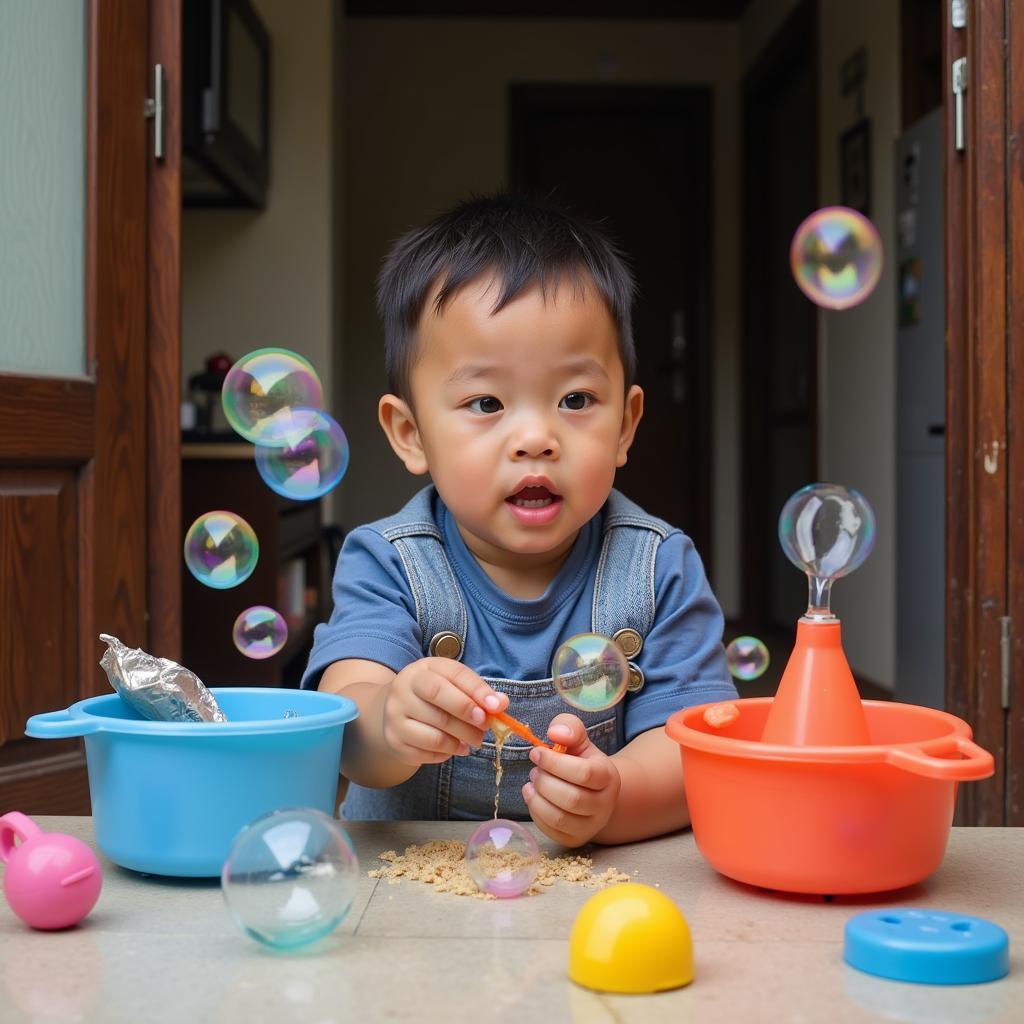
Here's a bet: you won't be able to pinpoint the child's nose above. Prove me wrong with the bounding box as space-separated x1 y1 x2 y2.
511 423 559 459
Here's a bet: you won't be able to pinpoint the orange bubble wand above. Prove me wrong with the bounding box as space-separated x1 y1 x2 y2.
490 710 568 754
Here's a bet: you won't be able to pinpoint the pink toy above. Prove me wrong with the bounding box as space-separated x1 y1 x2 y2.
0 811 102 929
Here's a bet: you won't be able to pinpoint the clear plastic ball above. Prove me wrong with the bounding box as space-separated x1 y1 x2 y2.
254 408 349 500
232 606 288 660
725 636 770 681
464 819 540 898
552 633 630 712
221 808 358 949
221 348 324 445
778 483 876 580
790 206 883 310
183 510 259 590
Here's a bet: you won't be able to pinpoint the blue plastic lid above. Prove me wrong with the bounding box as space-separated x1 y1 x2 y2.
844 909 1009 985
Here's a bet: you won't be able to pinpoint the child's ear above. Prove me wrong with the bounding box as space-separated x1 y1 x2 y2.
615 385 644 467
378 393 429 475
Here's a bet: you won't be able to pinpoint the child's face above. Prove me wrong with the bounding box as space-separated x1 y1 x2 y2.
380 273 643 569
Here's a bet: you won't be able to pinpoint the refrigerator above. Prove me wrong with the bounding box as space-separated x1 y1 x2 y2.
894 107 945 709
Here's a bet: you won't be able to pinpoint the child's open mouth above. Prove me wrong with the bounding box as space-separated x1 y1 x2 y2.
506 484 563 525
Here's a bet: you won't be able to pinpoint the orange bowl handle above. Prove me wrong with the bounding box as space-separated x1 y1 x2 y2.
885 737 994 780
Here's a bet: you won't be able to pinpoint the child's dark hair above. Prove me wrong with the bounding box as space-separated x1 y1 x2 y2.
377 194 637 401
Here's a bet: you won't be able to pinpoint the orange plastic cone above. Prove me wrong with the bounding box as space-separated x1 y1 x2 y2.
760 619 871 746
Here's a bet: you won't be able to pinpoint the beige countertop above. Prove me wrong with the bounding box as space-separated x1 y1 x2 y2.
0 819 1020 1023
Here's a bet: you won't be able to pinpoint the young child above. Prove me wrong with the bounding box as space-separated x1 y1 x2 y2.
302 194 737 846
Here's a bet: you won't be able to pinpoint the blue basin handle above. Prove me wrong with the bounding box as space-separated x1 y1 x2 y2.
25 709 102 739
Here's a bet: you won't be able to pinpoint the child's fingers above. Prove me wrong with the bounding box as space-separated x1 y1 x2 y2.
522 782 590 846
430 658 509 716
527 766 606 817
411 664 498 733
397 720 468 762
529 743 611 790
546 713 589 752
409 697 487 748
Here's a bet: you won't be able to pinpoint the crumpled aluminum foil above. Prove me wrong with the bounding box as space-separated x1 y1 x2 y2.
98 634 228 723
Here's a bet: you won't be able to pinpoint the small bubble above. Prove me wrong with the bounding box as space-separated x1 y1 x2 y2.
221 348 323 444
790 206 882 310
725 637 770 681
183 511 259 590
232 606 288 660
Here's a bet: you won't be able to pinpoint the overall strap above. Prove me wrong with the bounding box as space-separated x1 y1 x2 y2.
592 490 674 685
376 486 467 659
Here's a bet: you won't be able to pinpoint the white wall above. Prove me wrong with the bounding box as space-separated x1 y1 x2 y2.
818 0 900 689
341 17 744 618
181 0 337 494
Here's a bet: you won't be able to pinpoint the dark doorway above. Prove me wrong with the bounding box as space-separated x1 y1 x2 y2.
509 85 713 566
741 0 818 631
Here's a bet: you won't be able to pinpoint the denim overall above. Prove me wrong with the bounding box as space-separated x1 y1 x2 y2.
341 486 673 821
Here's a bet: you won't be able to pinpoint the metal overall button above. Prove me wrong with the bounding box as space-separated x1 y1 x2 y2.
429 631 463 660
626 663 644 693
612 628 644 659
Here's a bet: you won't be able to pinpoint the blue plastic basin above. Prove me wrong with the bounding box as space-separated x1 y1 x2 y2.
25 688 358 877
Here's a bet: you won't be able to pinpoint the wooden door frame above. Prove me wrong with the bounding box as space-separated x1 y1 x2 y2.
944 0 1021 825
148 0 183 662
507 84 715 565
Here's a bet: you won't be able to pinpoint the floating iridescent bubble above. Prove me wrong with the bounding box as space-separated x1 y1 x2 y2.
221 348 324 445
790 206 883 310
552 633 630 712
464 819 540 898
232 606 288 660
183 511 259 590
725 636 770 681
221 808 358 949
778 482 876 619
254 408 349 500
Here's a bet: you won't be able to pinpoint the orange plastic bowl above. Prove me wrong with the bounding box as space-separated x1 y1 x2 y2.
665 699 993 895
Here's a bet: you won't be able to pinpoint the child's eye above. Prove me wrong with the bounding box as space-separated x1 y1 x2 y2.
468 396 503 414
559 391 593 411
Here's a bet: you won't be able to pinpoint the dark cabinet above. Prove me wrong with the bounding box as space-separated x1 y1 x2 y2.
182 445 324 687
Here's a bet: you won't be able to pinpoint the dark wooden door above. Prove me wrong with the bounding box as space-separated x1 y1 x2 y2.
0 0 181 814
509 86 713 564
944 0 1024 826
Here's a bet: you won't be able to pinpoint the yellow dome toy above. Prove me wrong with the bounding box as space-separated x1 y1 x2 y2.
568 883 694 993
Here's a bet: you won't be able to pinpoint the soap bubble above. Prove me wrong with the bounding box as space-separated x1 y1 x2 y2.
790 206 883 310
254 408 349 500
779 483 876 618
778 483 876 580
222 808 358 949
232 606 288 660
552 633 630 712
725 636 770 681
221 348 324 445
183 511 259 590
464 819 540 898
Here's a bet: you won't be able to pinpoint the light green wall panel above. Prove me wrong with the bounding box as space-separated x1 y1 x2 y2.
0 0 87 378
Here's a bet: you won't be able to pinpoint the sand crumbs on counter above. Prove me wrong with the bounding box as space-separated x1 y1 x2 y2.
367 839 632 899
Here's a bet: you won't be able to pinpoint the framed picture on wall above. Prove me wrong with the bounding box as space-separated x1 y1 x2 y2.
840 118 872 216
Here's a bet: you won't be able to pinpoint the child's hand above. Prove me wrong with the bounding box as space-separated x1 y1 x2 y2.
382 657 508 767
522 713 621 848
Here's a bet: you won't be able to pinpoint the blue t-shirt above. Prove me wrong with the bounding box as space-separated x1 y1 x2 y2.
302 494 736 742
